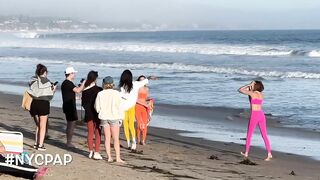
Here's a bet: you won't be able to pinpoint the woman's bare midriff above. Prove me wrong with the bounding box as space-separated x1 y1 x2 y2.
251 104 262 111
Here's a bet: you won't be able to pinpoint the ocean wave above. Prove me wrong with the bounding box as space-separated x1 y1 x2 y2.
13 32 40 39
1 56 320 79
1 38 319 57
0 56 65 64
231 77 266 82
308 50 320 57
289 49 320 57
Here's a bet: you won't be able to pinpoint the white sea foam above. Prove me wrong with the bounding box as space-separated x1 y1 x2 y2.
308 50 320 57
13 32 40 39
1 56 320 79
1 39 319 57
0 57 64 64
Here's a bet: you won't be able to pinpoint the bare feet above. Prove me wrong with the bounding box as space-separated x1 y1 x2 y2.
265 153 273 161
107 158 114 163
240 152 248 158
116 159 126 164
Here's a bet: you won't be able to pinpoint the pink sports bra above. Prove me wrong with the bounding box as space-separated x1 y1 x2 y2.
251 98 263 105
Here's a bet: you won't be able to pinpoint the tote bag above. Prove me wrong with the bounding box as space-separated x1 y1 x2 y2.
21 91 32 111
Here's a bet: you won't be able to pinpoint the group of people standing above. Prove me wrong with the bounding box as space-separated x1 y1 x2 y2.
27 63 272 163
27 64 154 163
1 64 274 179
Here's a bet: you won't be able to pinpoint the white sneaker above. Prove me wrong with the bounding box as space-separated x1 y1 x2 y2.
127 140 131 149
88 151 94 159
131 141 137 150
93 152 103 160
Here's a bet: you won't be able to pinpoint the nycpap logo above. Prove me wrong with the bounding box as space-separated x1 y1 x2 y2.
5 152 73 166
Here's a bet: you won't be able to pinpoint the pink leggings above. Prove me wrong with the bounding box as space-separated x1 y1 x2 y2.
246 111 271 154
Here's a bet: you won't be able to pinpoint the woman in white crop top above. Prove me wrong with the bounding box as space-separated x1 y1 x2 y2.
119 70 148 150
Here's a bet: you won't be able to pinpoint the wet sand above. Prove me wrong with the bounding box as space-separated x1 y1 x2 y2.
0 92 319 180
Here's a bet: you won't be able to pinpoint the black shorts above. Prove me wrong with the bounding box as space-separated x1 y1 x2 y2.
63 104 78 121
30 99 50 116
64 112 78 121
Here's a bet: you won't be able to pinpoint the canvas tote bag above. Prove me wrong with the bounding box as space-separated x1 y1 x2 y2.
21 91 32 111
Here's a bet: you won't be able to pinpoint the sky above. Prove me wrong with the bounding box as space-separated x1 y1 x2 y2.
0 0 319 30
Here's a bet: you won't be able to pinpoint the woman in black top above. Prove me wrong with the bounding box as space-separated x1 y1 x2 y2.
81 71 103 160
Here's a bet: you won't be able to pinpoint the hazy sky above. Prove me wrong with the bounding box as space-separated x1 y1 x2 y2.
0 0 319 30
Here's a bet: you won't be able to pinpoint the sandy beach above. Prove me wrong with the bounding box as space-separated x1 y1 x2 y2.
0 92 319 180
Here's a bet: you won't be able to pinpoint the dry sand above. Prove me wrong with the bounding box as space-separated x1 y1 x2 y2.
0 92 319 180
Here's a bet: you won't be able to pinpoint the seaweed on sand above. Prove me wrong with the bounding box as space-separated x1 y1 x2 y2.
239 159 258 166
209 155 220 160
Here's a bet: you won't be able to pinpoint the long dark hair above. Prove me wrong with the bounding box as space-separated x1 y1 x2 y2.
136 75 146 81
35 64 47 76
254 81 264 92
84 71 98 88
119 69 133 93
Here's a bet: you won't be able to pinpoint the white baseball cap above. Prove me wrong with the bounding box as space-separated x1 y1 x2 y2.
65 67 78 74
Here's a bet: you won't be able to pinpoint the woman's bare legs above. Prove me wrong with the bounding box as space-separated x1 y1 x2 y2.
103 124 113 162
110 125 125 163
38 115 48 147
33 116 39 146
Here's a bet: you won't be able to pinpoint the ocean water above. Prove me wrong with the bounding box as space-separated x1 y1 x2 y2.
1 30 320 128
0 30 320 158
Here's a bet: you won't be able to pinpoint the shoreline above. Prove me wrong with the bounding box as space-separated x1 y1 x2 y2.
155 103 320 139
0 83 320 160
0 81 319 134
0 92 320 179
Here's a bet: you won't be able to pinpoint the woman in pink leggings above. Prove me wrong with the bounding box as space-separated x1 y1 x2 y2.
239 81 272 161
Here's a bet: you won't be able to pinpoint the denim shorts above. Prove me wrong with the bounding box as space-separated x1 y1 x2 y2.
100 119 122 127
